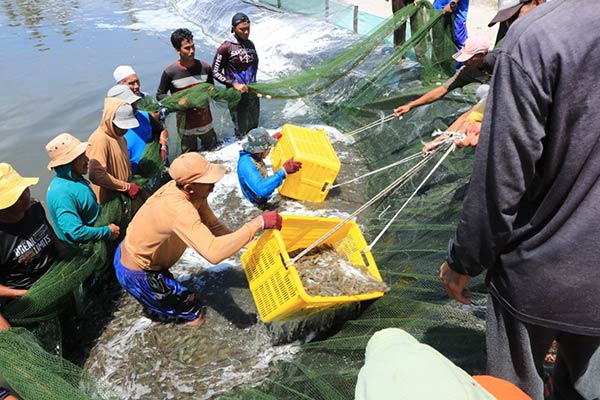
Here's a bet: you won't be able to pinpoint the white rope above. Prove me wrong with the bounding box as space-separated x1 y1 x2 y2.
346 114 398 137
365 142 456 252
327 152 422 190
288 149 439 265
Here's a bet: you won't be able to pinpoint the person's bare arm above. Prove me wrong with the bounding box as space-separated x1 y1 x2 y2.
394 86 449 116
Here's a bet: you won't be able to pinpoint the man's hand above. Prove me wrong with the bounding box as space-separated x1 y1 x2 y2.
159 129 169 162
233 83 248 94
108 223 121 241
261 211 283 230
440 261 472 304
394 104 411 117
283 158 302 175
127 182 140 199
442 1 458 14
0 314 10 330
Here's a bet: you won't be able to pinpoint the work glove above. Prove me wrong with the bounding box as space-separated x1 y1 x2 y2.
283 158 302 175
127 182 140 199
261 211 282 230
272 131 282 140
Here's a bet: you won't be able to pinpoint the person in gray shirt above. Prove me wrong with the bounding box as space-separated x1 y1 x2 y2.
440 1 600 399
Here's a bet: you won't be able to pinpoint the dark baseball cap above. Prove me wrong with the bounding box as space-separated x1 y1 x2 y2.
232 12 250 27
488 0 532 27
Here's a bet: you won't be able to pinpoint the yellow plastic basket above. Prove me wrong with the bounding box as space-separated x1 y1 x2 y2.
271 124 340 202
241 215 385 322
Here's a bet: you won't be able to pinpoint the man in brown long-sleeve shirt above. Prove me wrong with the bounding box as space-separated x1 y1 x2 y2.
114 152 282 326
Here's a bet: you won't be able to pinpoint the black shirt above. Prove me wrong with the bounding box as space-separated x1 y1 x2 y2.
0 202 57 290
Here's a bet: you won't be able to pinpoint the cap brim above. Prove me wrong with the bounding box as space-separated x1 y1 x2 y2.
192 163 226 184
126 94 142 104
0 177 39 210
114 118 140 130
488 3 522 27
47 142 89 170
452 50 474 62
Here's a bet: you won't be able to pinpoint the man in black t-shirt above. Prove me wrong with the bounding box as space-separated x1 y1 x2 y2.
0 164 59 329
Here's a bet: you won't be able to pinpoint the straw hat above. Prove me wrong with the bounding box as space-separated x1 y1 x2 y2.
46 133 89 170
0 163 39 210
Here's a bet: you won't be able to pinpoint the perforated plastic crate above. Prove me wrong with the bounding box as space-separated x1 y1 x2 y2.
271 124 340 202
241 215 384 322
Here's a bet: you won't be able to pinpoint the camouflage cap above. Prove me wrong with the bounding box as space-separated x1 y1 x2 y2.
243 127 277 153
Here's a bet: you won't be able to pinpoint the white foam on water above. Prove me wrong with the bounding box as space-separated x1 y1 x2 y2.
97 9 190 32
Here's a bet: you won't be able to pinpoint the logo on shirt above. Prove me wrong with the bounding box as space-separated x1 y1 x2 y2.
13 224 52 263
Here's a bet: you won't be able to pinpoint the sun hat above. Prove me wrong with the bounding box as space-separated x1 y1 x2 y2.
488 0 531 27
113 104 139 130
452 36 490 62
243 127 277 153
107 85 141 105
113 65 136 83
0 163 39 210
232 12 250 27
46 133 89 170
169 152 226 185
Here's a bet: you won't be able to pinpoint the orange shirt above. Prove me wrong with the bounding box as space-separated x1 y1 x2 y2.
120 181 261 270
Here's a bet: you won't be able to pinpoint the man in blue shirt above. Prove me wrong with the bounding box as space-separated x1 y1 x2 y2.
433 0 469 55
237 128 301 206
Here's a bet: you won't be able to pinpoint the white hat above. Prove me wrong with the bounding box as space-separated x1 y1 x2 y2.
113 104 139 130
107 85 141 105
113 65 136 83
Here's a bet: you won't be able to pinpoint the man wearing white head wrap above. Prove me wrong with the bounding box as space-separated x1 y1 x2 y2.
112 66 169 163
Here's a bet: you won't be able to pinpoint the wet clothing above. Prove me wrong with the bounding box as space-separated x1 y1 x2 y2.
0 202 57 290
114 244 201 322
443 50 496 92
447 1 600 397
156 60 215 146
125 110 162 173
433 0 469 49
237 150 285 205
119 180 262 271
87 97 132 205
47 164 111 246
212 36 260 137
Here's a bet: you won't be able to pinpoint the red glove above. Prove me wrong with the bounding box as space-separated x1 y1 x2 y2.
282 157 302 175
127 182 140 199
272 131 282 140
261 211 282 230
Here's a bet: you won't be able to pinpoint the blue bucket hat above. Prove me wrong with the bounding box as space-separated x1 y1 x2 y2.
243 127 277 153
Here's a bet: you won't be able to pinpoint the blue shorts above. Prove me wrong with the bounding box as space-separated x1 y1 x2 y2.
114 243 201 323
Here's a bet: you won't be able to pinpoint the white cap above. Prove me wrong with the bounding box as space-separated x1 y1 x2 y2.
113 104 139 130
113 65 136 83
107 85 141 105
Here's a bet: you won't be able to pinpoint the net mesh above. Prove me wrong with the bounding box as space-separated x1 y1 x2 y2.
217 3 486 399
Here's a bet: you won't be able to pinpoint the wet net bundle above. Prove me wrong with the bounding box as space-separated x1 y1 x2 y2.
290 245 389 297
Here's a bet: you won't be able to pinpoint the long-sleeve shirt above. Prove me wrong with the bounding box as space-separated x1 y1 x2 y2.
156 60 213 135
446 0 600 335
212 36 258 87
120 181 262 270
87 97 132 205
237 150 285 205
46 164 111 246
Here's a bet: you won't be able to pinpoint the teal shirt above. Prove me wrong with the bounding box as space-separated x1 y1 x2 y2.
46 164 111 246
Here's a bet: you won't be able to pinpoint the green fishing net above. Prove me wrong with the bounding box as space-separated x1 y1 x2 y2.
218 3 486 399
0 328 118 399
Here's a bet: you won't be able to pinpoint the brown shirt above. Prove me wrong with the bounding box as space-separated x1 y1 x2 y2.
87 97 132 205
120 181 262 270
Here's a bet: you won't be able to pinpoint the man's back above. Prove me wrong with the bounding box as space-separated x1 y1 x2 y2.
450 0 600 335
